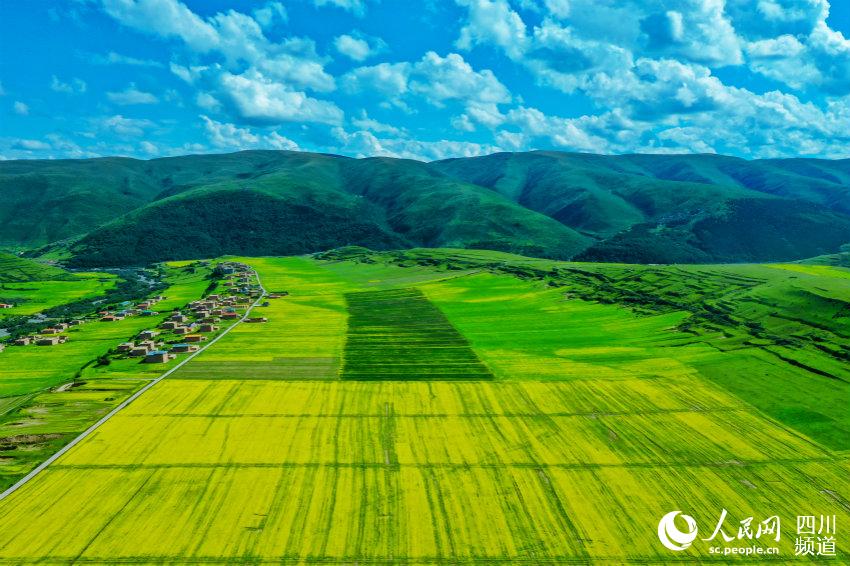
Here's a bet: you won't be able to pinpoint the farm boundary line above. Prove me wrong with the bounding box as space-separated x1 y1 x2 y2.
47 455 847 471
0 267 267 503
115 407 746 418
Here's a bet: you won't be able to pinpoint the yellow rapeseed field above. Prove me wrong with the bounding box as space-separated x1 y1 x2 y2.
0 256 847 563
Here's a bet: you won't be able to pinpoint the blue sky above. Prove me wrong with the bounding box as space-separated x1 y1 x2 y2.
1 0 849 161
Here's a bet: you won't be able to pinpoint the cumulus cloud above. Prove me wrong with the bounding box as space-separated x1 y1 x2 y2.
332 126 501 160
252 2 287 28
313 0 366 16
201 115 299 150
107 84 159 105
343 51 511 121
217 70 344 125
455 0 528 59
98 115 157 137
13 101 29 116
639 2 743 66
334 33 385 62
351 110 404 135
103 0 336 91
50 75 87 94
12 139 51 151
17 0 850 160
342 62 410 103
101 0 219 52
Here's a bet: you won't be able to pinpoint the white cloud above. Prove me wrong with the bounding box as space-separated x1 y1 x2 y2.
544 0 570 19
217 70 344 125
12 139 51 151
50 75 87 94
411 52 511 106
101 0 219 52
332 126 501 160
313 0 366 16
107 84 159 105
98 114 156 137
746 34 805 58
452 114 477 132
253 2 287 28
342 62 411 107
455 0 528 59
334 34 372 61
104 0 336 92
505 106 611 152
195 92 222 111
89 51 164 67
140 140 159 154
495 129 527 150
201 115 299 150
13 101 29 116
640 1 743 66
351 110 404 135
344 51 511 120
169 62 208 84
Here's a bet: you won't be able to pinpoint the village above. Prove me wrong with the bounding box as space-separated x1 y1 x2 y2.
0 261 279 364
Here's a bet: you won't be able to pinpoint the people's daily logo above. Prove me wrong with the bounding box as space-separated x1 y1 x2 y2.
657 510 838 558
657 511 698 551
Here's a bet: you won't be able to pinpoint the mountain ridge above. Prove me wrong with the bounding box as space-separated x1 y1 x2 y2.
2 150 849 266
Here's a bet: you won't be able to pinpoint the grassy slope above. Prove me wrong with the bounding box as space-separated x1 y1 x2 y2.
0 252 846 562
433 152 850 262
0 158 164 248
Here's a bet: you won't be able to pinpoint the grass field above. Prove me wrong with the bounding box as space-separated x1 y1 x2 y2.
0 251 847 563
0 274 118 318
0 252 118 319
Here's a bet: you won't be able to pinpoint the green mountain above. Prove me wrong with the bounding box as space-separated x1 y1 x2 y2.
1 150 849 266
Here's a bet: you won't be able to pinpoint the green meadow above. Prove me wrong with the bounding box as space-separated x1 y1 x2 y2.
0 253 118 318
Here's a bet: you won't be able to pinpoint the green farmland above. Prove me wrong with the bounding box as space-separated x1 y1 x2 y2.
0 251 847 563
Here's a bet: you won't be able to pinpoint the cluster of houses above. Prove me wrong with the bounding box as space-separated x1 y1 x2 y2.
115 266 268 363
12 321 79 347
1 262 274 362
14 335 69 347
99 296 165 322
6 296 169 350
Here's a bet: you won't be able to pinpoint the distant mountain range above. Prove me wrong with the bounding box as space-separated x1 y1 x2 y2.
2 150 849 266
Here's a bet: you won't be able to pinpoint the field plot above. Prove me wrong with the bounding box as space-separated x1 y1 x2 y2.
0 253 847 563
0 379 847 563
343 288 493 380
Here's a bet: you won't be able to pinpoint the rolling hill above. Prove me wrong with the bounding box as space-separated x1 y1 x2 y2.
1 150 849 266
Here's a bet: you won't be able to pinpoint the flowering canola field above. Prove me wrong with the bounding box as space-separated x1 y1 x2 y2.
0 255 847 563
